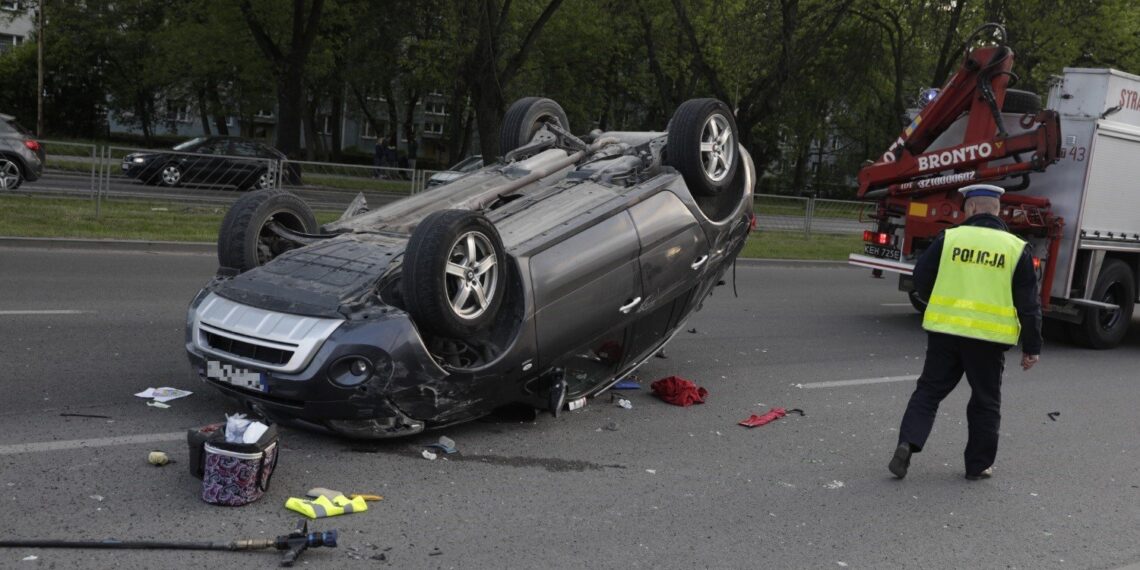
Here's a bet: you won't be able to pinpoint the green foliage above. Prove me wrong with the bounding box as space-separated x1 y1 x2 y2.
5 0 1140 188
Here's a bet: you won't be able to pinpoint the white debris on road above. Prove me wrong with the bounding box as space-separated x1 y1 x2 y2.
823 480 845 490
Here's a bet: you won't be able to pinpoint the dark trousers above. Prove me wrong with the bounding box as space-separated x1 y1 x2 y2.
898 332 1006 475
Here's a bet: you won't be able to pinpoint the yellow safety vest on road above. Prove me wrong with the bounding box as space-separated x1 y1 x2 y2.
285 494 369 519
923 226 1025 345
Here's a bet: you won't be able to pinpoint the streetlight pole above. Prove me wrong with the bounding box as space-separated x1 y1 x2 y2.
36 0 44 137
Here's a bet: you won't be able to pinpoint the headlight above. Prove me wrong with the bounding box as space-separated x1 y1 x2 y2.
132 157 146 164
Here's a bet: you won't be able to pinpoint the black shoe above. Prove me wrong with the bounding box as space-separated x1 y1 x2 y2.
965 467 994 481
888 443 912 479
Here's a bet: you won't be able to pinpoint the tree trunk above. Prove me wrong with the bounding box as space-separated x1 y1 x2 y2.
445 82 469 163
472 71 504 160
210 87 229 136
330 87 344 161
304 95 320 160
275 73 305 158
382 81 399 144
197 87 212 137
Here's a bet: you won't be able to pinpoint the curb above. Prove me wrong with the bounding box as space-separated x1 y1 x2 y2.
0 236 214 254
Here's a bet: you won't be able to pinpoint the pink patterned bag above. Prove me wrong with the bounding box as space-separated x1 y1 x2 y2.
200 435 279 506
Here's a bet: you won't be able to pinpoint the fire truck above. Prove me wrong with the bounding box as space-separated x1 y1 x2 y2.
849 24 1138 348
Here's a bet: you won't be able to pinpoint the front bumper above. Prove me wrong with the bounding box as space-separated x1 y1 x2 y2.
186 292 453 438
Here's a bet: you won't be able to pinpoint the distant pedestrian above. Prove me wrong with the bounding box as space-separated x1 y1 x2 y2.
889 184 1042 481
373 137 385 178
407 134 418 172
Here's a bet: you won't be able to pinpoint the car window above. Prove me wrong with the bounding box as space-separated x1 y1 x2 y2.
256 143 282 159
173 137 208 151
451 156 483 172
230 141 262 157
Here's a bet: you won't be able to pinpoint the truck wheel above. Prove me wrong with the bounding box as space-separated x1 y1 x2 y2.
666 98 739 197
1002 89 1041 114
1069 258 1135 349
217 189 317 272
500 97 570 155
402 210 507 338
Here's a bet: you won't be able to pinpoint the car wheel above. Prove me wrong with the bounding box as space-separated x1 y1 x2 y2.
158 163 183 187
666 98 740 197
0 157 23 191
1001 89 1041 114
1068 258 1135 349
245 169 275 192
402 209 507 338
499 97 570 155
217 189 317 272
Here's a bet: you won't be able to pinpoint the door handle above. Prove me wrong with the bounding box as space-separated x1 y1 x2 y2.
619 297 642 314
691 255 709 270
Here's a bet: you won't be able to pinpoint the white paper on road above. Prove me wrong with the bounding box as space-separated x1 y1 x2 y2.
134 387 193 402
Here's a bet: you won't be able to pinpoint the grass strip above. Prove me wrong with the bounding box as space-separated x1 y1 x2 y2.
1 195 861 260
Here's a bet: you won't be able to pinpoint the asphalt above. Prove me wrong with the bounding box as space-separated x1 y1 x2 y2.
1 246 1138 569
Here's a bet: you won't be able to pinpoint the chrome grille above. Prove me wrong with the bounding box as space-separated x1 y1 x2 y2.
191 293 344 373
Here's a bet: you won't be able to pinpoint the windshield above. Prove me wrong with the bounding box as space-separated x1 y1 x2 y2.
451 155 483 172
173 137 209 151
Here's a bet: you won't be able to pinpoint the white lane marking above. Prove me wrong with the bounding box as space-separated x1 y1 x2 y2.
798 375 918 389
880 303 913 307
0 432 184 455
0 310 94 315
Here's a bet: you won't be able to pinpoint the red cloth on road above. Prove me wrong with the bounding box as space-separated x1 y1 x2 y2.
739 407 787 427
650 376 708 407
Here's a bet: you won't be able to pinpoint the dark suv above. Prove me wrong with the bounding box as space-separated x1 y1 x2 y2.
0 113 45 190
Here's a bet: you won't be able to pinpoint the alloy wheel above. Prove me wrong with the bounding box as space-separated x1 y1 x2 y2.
698 114 735 182
161 164 182 185
444 231 499 320
0 160 19 190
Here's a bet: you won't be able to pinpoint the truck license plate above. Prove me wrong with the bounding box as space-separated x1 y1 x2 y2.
864 244 901 261
206 360 267 393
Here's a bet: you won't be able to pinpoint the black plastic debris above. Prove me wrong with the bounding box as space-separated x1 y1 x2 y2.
1047 412 1060 421
687 328 698 334
786 408 806 416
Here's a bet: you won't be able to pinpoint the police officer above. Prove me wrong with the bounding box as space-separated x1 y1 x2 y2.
889 184 1042 481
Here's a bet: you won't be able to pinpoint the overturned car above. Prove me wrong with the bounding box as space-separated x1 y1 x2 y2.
185 97 755 438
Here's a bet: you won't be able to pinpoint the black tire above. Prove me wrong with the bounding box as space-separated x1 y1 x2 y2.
1002 89 1041 114
500 97 570 155
402 209 507 338
1069 258 1135 349
0 156 24 191
217 189 317 272
156 162 183 187
666 98 740 197
908 291 927 314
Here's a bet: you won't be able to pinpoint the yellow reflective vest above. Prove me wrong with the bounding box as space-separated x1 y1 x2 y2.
922 225 1026 345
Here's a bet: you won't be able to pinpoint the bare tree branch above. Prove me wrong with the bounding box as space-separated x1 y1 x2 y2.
501 0 565 83
669 0 731 104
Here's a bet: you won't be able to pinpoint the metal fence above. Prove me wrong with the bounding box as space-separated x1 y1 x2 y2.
2 143 448 218
9 150 871 239
753 193 873 236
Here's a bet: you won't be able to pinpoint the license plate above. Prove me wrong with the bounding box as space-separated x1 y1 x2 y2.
206 360 267 393
864 244 901 261
121 162 129 170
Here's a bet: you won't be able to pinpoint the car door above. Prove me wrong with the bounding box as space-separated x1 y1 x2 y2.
622 190 710 364
225 140 266 188
530 211 643 395
183 139 230 184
